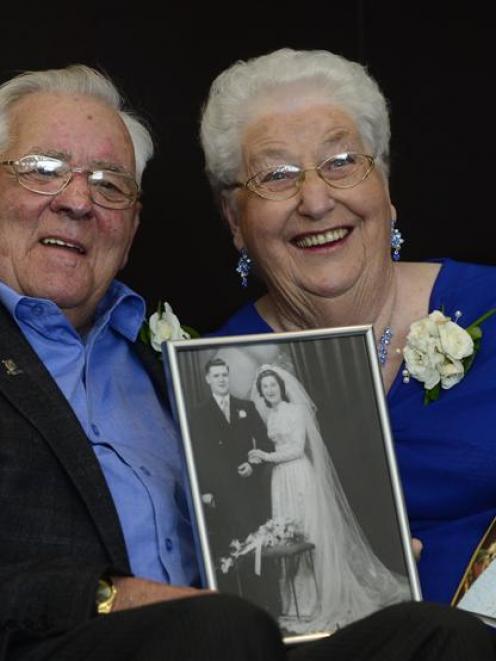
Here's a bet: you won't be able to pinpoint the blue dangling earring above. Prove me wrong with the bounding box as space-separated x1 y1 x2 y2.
236 248 252 288
390 220 404 261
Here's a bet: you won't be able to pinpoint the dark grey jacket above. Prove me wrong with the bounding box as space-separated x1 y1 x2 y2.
0 303 167 658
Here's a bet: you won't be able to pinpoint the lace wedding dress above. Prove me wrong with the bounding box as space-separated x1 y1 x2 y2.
252 366 411 635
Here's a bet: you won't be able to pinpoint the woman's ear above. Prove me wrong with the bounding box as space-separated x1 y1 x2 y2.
390 202 397 222
221 192 244 251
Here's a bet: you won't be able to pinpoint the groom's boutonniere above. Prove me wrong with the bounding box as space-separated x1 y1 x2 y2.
238 410 247 419
401 307 496 404
140 301 199 353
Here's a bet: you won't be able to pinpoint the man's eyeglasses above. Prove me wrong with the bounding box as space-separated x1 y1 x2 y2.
227 152 375 201
0 154 139 210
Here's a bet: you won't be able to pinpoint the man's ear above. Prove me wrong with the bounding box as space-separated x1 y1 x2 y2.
221 192 244 252
119 202 141 270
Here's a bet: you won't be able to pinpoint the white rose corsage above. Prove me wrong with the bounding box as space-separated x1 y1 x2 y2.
402 308 496 404
140 301 198 353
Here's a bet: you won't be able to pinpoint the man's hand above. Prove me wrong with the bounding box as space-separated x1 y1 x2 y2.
111 576 211 612
237 462 253 477
201 493 215 507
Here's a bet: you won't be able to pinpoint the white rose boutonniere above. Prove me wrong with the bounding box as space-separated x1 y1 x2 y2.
140 301 198 353
402 308 496 404
238 410 247 419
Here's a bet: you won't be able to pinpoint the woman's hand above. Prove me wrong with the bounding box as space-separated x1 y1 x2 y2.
412 537 423 561
248 449 268 463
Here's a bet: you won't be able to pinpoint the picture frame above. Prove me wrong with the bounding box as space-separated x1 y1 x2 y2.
164 325 421 644
452 515 496 627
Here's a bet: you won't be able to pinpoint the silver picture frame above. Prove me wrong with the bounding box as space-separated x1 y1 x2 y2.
164 325 421 644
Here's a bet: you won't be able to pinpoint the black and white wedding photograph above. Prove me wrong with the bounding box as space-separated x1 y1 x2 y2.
165 328 419 641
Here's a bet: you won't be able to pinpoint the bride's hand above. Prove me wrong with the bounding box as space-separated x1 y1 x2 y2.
248 449 265 463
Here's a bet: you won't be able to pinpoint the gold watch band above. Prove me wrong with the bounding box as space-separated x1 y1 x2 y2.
96 577 117 615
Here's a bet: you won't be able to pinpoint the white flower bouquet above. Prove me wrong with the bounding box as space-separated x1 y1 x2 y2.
220 518 306 575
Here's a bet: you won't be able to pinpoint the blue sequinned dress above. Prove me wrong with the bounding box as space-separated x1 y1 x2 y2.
212 258 496 605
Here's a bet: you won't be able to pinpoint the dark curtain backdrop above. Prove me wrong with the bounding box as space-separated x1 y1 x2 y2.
1 3 493 333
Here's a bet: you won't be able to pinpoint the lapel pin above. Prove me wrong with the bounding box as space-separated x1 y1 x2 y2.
1 359 24 376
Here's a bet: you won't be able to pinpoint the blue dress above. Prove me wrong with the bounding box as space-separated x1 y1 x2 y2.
213 258 496 604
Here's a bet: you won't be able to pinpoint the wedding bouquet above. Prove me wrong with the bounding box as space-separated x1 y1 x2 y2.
220 518 306 575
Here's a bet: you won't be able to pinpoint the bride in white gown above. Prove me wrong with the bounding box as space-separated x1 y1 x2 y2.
248 365 410 634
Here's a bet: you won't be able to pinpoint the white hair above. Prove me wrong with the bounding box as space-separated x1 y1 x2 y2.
200 48 391 192
0 64 154 184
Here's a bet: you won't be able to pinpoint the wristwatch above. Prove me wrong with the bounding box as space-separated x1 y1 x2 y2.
96 577 117 615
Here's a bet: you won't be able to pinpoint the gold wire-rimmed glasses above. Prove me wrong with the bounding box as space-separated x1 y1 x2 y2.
0 154 139 210
227 152 375 201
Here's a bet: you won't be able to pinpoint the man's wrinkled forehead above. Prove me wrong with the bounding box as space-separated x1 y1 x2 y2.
5 91 135 173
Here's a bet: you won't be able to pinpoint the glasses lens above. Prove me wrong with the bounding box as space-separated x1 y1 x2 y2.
88 170 138 209
16 155 67 193
249 165 301 199
319 153 374 188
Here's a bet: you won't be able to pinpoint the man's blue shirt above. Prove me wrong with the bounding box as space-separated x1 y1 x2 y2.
0 280 199 587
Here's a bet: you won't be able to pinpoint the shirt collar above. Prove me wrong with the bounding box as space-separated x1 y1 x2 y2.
0 279 146 343
213 393 230 406
94 280 146 342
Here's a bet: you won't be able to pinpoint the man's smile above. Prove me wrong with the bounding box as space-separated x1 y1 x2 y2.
40 236 87 254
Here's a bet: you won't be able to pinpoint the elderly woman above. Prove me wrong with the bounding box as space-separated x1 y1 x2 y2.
199 48 496 626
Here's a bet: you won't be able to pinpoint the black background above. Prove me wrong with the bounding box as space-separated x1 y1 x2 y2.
2 3 493 333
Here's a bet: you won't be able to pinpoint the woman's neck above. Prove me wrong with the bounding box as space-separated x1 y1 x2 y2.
255 262 442 393
256 263 397 337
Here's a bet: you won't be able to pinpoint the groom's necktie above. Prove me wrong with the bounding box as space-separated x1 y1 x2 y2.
220 397 230 423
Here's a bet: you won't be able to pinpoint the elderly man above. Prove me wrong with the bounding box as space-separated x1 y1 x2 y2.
0 64 284 661
0 64 493 661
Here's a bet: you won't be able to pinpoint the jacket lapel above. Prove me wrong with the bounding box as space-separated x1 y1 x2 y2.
133 339 170 405
0 304 129 570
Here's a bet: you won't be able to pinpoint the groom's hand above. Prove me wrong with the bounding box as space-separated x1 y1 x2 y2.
201 493 215 507
237 462 253 477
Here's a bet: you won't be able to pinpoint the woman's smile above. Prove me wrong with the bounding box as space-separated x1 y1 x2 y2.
291 226 350 250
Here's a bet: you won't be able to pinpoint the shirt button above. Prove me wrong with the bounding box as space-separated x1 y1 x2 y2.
140 465 151 476
165 538 173 551
91 424 100 436
33 305 44 317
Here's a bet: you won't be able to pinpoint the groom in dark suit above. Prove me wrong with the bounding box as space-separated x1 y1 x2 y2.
192 357 273 600
194 358 271 541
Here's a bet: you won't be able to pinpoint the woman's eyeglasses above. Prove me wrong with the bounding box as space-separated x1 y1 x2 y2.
227 152 375 201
